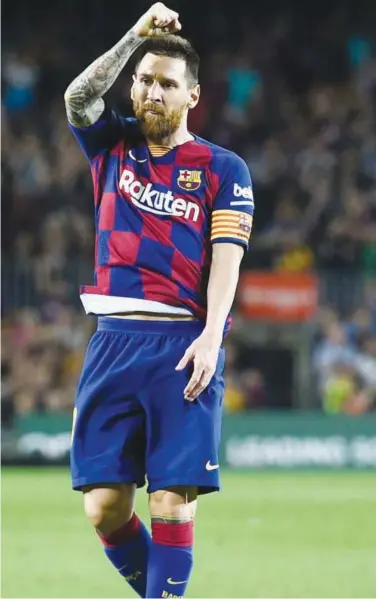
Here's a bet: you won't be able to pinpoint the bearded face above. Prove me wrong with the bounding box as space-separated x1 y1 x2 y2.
133 100 187 143
131 53 199 143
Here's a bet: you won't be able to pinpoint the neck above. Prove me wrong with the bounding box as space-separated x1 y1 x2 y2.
146 120 194 148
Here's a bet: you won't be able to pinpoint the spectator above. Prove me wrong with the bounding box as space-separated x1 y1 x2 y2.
313 322 357 394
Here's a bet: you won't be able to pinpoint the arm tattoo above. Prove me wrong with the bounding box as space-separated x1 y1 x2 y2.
64 29 144 127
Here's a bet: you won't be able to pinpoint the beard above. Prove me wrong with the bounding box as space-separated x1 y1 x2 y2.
133 100 187 143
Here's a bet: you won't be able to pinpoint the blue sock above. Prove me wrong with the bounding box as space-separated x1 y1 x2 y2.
98 513 151 598
146 522 194 598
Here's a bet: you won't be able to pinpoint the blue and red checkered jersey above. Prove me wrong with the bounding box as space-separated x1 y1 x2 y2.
68 104 254 320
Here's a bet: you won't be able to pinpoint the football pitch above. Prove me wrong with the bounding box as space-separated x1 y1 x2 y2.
2 468 376 598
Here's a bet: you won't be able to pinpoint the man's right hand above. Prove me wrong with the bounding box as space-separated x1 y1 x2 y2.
132 2 182 37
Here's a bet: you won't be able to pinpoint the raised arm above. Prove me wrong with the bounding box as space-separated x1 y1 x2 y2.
64 2 181 128
64 30 144 128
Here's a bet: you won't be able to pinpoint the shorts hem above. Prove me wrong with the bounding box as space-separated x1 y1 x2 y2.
147 477 220 495
72 475 145 491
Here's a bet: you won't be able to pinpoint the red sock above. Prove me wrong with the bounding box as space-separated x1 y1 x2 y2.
97 512 141 548
146 522 194 598
151 520 194 546
96 513 151 598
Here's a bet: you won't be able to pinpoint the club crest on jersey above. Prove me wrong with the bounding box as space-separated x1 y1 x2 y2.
238 212 252 235
177 169 202 191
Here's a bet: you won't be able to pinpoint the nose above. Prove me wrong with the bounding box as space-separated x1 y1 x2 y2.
147 81 162 103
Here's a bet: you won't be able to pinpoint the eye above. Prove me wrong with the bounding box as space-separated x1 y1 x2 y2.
140 77 152 85
164 82 175 89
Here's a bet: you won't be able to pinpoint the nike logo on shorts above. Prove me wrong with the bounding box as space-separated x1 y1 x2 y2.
206 461 219 471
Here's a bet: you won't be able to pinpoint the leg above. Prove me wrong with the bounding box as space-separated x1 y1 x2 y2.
71 321 155 597
83 483 151 597
146 486 197 599
140 327 226 598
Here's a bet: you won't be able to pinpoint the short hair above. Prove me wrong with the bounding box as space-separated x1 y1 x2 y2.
134 35 199 85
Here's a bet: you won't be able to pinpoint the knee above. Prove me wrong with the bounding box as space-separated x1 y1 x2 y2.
149 485 198 520
83 484 135 532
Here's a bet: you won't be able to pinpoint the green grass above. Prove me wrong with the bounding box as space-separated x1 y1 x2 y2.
2 468 376 598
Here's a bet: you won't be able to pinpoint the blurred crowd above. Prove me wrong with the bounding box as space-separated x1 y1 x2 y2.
223 299 376 415
2 306 92 426
313 303 376 414
2 0 376 419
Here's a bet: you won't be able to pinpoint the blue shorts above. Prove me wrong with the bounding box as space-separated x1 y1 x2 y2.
70 317 225 495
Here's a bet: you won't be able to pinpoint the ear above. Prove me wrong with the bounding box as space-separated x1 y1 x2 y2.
188 84 200 109
130 74 136 101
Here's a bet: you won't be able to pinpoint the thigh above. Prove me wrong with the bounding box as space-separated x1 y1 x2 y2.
142 340 225 496
71 329 146 491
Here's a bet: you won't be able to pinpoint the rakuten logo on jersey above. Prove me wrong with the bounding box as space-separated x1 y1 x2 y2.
119 169 200 222
233 183 254 201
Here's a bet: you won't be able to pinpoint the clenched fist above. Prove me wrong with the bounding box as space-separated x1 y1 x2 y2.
132 2 182 37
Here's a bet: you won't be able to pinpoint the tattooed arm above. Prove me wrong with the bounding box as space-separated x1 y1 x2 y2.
64 30 144 128
64 3 181 128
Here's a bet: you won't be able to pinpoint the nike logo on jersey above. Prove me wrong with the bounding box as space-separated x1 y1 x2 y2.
206 461 219 471
129 150 148 163
119 169 200 222
167 578 188 585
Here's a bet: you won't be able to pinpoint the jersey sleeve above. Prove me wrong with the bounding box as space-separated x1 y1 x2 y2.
68 102 126 161
211 153 254 249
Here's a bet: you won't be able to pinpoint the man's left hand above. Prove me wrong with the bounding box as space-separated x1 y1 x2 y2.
176 330 222 401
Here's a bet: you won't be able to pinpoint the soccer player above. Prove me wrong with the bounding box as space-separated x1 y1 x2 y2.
64 3 254 598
